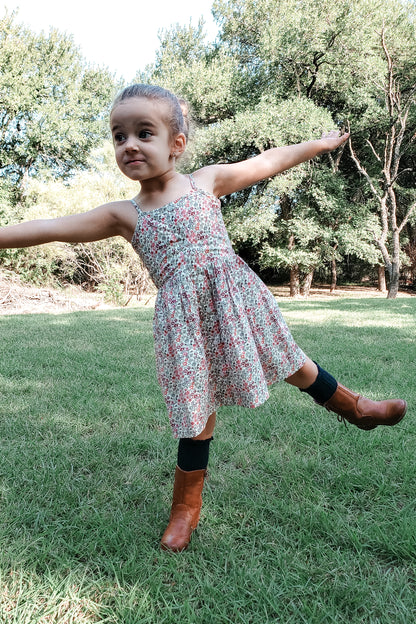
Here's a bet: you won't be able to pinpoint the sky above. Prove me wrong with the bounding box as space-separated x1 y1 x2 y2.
2 0 219 81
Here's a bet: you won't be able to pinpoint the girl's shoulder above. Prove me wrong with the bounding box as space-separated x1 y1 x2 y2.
99 199 138 241
191 164 243 199
105 198 138 219
190 166 221 198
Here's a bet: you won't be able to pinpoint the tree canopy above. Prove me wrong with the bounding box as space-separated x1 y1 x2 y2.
143 0 416 297
0 11 117 188
1 1 416 298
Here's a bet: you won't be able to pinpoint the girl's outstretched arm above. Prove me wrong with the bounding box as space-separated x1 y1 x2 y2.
0 201 136 249
200 130 349 198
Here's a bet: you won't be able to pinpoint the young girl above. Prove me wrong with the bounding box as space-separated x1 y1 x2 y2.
0 84 407 552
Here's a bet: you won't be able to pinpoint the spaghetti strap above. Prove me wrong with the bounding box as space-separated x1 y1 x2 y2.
188 173 197 190
130 198 140 213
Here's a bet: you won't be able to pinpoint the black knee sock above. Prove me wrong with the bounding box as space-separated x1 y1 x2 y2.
177 437 213 472
301 362 338 404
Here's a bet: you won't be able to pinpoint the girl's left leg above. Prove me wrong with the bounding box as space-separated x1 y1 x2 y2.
160 412 216 552
286 357 407 430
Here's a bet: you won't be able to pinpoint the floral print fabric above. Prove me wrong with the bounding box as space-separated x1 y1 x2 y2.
130 176 306 438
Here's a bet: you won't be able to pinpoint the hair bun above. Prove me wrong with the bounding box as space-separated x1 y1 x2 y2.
178 97 190 137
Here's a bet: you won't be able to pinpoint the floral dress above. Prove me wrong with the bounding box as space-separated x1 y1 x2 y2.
130 175 306 438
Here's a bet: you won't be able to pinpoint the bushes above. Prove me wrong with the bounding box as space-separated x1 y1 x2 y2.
68 239 154 305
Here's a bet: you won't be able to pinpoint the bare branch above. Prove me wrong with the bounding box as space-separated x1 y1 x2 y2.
365 139 382 163
326 139 346 173
389 167 412 188
334 139 347 170
347 127 382 203
398 200 416 234
381 25 395 119
392 106 410 180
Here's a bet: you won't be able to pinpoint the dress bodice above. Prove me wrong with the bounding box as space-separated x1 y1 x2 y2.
130 183 235 288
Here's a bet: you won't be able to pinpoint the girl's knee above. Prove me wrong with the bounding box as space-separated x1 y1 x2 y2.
192 411 216 440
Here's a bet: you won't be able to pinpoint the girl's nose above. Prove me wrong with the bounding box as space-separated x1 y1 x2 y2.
125 136 139 151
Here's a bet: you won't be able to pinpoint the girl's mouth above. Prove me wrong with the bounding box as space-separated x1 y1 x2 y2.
126 159 145 165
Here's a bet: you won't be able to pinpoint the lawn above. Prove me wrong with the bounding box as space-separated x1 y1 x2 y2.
0 297 415 623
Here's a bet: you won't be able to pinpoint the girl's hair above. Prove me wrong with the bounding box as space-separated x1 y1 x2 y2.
112 84 190 141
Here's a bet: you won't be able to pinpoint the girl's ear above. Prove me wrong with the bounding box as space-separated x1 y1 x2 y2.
171 133 187 158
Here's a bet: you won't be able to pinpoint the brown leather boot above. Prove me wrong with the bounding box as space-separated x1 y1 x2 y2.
160 466 206 552
323 383 407 430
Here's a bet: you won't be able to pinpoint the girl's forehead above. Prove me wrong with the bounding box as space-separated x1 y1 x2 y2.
111 97 169 124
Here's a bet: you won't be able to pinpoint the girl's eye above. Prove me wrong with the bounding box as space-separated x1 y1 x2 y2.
113 132 126 143
139 130 152 139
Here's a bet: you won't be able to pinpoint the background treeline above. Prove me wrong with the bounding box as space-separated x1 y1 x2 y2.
0 0 415 300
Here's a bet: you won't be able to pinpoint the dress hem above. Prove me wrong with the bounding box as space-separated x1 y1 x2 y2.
170 352 307 438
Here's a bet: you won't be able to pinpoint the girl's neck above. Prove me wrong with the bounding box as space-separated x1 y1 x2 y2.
136 172 191 212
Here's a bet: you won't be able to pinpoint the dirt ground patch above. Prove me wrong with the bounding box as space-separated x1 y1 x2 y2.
0 272 109 315
0 271 414 315
267 283 415 300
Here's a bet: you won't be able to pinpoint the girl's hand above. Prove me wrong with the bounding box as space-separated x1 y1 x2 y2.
319 130 350 154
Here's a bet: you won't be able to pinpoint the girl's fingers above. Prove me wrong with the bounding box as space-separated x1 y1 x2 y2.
321 129 349 139
319 130 350 154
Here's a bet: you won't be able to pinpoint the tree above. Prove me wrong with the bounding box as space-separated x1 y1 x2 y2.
140 20 240 126
348 23 416 298
142 0 416 296
0 11 117 190
212 0 416 295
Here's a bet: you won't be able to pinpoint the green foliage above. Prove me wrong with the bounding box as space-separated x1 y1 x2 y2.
213 0 412 107
223 196 277 248
0 11 117 187
260 242 321 273
0 179 16 223
187 96 334 168
148 21 240 124
143 0 416 293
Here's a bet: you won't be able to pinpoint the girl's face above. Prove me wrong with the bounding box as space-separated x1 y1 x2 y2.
110 97 184 182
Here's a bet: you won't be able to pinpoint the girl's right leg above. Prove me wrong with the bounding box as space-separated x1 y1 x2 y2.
286 357 407 430
160 412 215 552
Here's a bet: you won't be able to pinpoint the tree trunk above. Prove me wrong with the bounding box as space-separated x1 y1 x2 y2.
301 269 314 298
387 261 400 299
387 228 401 299
330 258 337 293
289 266 300 297
288 230 300 297
377 265 387 292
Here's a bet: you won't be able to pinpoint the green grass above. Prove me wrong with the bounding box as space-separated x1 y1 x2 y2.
0 298 415 623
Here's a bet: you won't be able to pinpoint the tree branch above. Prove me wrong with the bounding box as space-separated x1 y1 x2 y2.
389 167 412 188
347 127 382 203
365 139 382 163
328 139 346 173
398 199 416 234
